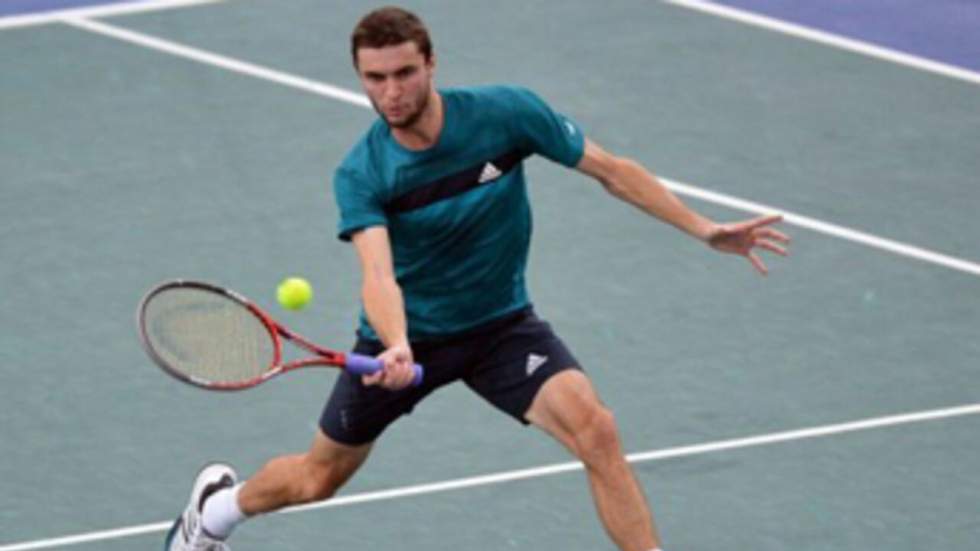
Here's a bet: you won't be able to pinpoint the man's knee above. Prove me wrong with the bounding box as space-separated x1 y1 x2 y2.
572 405 623 467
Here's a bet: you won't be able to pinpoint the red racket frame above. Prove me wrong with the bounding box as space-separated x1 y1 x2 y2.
137 280 358 391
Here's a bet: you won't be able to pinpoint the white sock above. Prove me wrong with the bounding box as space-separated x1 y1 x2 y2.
201 483 246 539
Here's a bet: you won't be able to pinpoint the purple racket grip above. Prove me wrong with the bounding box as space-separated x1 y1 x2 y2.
344 353 424 386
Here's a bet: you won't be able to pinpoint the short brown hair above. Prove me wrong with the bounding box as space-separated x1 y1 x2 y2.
350 6 432 66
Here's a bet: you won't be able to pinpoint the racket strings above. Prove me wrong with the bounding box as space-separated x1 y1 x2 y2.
143 288 274 384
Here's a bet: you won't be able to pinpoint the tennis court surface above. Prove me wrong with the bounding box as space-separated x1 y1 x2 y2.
1 1 977 549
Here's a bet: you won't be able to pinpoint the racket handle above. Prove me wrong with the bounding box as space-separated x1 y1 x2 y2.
345 353 424 387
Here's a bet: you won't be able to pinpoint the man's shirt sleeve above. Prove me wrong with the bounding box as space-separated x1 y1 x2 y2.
508 86 586 167
334 167 387 241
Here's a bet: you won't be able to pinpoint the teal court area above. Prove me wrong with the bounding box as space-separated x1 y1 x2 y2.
1 1 977 549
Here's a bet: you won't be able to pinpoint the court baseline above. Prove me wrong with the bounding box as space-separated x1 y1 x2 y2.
2 403 978 550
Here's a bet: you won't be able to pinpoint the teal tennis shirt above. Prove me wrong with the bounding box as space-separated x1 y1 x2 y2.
333 85 585 340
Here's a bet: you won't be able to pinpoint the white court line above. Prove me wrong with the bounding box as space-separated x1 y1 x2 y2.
0 0 223 30
62 16 371 108
663 0 980 86
60 17 980 278
2 403 978 550
663 179 980 277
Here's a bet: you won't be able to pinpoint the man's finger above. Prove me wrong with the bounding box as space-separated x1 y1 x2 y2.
741 214 783 231
757 239 788 256
748 251 768 275
756 227 791 243
363 370 385 387
393 370 413 390
396 362 416 388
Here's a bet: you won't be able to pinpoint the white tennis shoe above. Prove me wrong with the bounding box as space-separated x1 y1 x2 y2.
164 463 238 551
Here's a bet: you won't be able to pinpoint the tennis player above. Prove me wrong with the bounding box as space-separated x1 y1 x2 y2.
165 6 789 551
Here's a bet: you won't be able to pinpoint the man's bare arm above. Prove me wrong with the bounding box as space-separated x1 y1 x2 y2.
576 139 789 274
350 226 416 389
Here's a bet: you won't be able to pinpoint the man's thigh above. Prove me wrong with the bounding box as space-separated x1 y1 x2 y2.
464 312 583 424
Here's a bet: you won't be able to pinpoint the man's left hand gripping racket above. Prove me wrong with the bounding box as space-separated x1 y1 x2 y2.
137 280 423 391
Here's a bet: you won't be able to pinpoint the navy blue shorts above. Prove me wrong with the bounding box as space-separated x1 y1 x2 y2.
319 308 581 446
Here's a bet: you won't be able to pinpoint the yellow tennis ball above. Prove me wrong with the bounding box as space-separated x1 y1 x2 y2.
277 277 313 310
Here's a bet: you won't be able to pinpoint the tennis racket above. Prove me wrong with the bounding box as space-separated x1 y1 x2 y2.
137 279 423 391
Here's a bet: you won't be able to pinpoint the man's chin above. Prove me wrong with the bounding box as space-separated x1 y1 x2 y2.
385 116 409 128
384 112 420 129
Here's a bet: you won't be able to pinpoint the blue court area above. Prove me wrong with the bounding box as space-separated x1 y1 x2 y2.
713 0 980 70
1 1 978 550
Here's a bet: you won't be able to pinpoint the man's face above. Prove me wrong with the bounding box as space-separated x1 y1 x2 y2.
355 41 434 128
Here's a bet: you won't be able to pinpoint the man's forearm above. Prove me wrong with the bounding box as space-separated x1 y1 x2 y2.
362 274 409 347
603 158 716 241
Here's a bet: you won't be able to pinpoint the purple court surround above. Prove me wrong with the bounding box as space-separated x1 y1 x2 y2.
710 0 980 72
6 0 979 75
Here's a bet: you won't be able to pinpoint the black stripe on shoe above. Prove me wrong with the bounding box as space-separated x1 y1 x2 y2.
198 473 235 512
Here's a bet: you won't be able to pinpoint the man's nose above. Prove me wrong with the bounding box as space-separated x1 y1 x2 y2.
384 80 402 101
